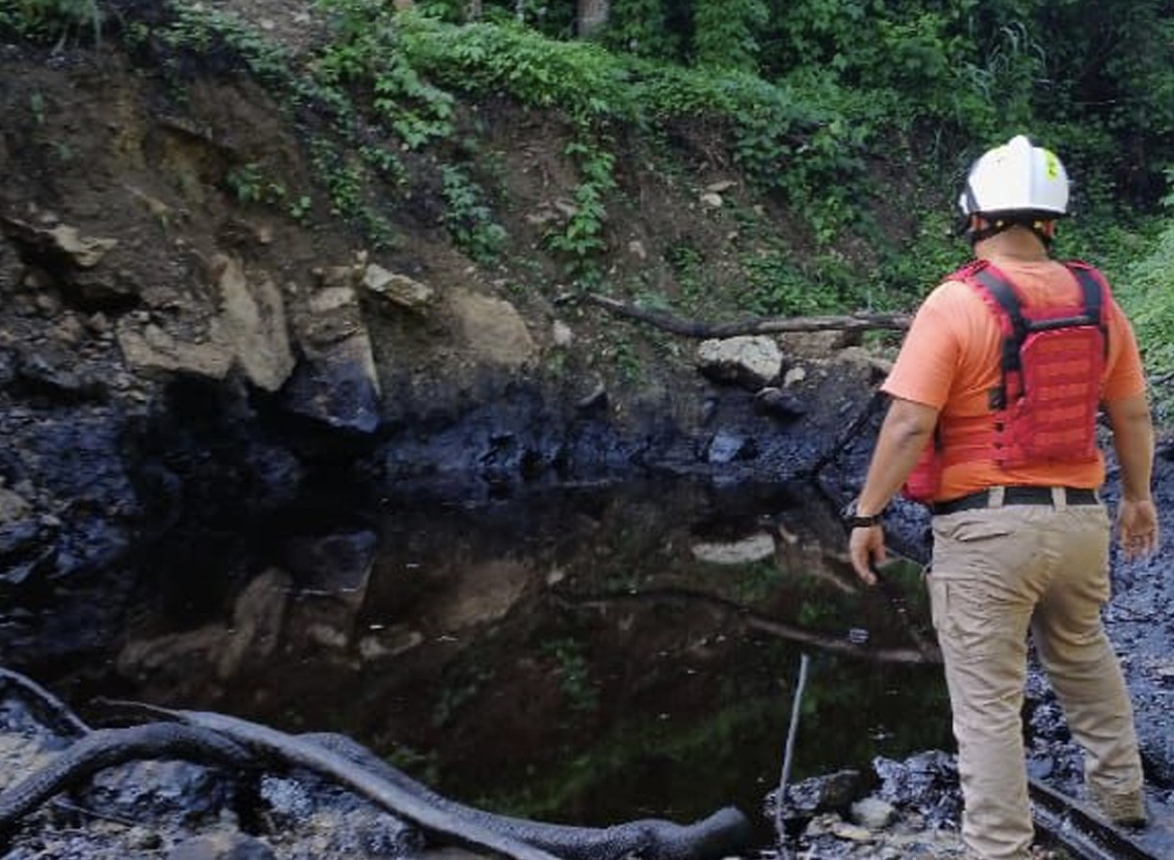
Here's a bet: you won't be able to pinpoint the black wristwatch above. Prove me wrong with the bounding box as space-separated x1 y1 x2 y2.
843 499 884 530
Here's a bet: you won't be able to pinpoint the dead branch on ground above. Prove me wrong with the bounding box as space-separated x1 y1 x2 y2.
582 294 911 339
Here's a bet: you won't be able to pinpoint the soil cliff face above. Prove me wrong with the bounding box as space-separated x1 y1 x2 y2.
0 20 888 628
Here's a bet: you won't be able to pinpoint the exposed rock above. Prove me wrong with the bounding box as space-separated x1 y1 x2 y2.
707 430 754 464
14 344 108 397
700 192 724 208
768 769 863 821
874 750 962 828
777 330 862 358
0 487 31 523
282 331 382 433
212 254 294 392
835 346 894 381
783 366 807 387
552 320 574 347
83 759 242 830
286 285 382 433
698 336 783 389
0 519 52 585
117 320 233 380
449 289 535 368
48 224 119 268
167 833 277 860
301 286 365 343
576 382 608 412
99 254 289 389
830 821 874 842
851 797 896 829
363 264 437 311
691 532 776 565
753 387 806 421
0 216 118 269
314 264 362 292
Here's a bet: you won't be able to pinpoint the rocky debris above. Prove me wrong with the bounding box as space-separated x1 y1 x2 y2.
697 336 783 389
776 330 862 359
0 216 119 270
284 284 382 433
117 254 294 392
117 319 235 381
753 387 806 421
690 532 776 565
363 265 437 312
851 796 896 830
80 758 244 827
873 752 962 829
282 337 383 433
448 289 535 369
763 762 970 859
0 486 31 524
551 320 574 348
786 811 969 859
0 406 138 584
706 429 754 464
167 832 278 860
211 254 294 393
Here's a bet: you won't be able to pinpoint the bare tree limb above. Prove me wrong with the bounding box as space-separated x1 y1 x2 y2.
582 293 911 339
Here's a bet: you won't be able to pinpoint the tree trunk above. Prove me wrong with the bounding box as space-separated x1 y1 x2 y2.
576 0 610 37
393 0 414 10
465 0 482 20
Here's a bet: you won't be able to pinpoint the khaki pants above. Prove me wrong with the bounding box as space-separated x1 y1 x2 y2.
928 496 1144 860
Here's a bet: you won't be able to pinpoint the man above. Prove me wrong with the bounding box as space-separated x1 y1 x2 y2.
845 134 1159 860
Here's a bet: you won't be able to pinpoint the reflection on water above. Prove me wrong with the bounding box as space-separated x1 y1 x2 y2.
107 480 952 830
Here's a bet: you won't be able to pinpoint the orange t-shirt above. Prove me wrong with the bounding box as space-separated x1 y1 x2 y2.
882 258 1147 501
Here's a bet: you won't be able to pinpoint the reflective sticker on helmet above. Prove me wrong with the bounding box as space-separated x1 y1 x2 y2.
1044 150 1060 179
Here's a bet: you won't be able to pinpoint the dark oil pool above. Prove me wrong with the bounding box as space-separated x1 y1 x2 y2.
55 480 954 832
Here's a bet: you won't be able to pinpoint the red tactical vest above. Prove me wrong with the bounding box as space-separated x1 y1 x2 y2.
902 260 1109 504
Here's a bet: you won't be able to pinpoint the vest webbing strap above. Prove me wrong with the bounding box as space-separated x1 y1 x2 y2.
971 263 1106 409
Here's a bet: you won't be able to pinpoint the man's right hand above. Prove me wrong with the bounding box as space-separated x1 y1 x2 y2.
1117 497 1160 559
849 524 886 585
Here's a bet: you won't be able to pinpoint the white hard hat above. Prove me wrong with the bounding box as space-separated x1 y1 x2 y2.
958 135 1069 218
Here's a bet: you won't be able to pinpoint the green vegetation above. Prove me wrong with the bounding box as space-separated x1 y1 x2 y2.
1 0 102 44
539 636 600 715
1116 214 1174 421
441 165 508 264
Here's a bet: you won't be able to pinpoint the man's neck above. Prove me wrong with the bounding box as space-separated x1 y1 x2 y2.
974 226 1051 263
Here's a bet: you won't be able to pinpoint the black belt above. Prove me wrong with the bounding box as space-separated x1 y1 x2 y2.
931 486 1099 516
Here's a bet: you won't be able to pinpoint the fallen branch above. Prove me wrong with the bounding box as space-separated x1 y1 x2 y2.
582 294 911 339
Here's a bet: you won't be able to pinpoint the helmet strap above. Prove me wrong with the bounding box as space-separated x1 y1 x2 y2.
1029 219 1056 247
965 216 1055 248
966 215 1012 246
